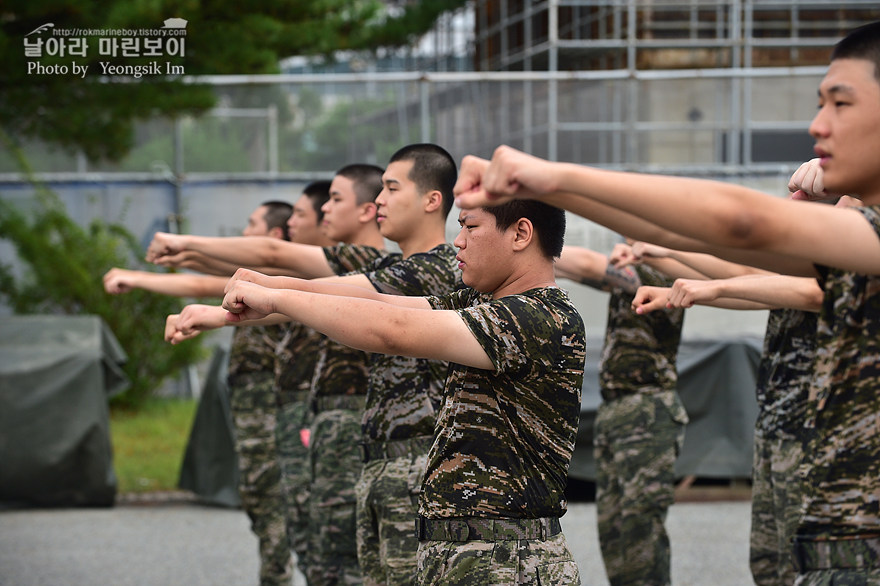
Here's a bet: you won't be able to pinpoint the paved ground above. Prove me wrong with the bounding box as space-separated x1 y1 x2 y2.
0 491 753 586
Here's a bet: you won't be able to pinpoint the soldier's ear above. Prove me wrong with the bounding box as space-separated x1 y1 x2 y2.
423 190 443 214
511 218 533 252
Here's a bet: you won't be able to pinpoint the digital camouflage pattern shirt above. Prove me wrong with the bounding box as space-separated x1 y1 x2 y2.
228 324 287 382
361 244 462 442
421 286 586 520
599 264 684 401
754 308 816 441
800 205 880 537
274 322 325 405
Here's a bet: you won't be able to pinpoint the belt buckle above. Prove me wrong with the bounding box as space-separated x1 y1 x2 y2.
359 441 369 464
447 519 471 541
416 516 426 540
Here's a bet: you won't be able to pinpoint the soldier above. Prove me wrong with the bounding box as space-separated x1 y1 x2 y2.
105 199 306 586
629 167 853 585
212 199 585 585
344 144 460 586
557 242 686 586
637 273 821 585
454 20 880 584
277 149 459 586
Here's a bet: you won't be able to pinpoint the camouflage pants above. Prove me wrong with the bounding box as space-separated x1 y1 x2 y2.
275 395 313 581
594 391 687 586
416 532 580 585
355 451 427 586
307 407 365 586
750 433 804 586
228 374 293 586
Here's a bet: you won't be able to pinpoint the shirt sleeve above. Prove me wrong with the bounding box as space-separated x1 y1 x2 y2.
366 248 459 297
456 295 556 374
322 244 391 275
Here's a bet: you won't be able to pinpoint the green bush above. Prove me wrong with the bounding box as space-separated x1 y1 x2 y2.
0 153 207 410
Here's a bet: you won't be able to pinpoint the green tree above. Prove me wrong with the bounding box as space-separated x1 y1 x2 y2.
0 0 469 162
0 147 208 410
0 0 467 408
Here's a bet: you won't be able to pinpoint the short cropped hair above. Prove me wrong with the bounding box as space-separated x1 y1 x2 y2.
336 164 384 205
388 143 457 218
485 200 566 259
261 200 293 241
302 180 332 224
831 21 880 82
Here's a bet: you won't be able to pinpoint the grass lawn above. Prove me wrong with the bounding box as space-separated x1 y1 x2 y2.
109 398 198 493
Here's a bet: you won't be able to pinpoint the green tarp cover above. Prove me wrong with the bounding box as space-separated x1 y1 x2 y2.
177 347 241 507
0 315 129 507
570 334 763 480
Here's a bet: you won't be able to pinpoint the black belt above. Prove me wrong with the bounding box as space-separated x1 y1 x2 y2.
416 515 561 542
360 436 433 463
792 534 880 571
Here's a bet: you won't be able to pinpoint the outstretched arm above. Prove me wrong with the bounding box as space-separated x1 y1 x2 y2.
630 242 772 280
666 274 822 312
220 280 494 370
632 274 822 314
556 244 648 293
166 303 292 344
165 270 432 344
103 268 228 297
146 232 335 278
631 284 768 313
454 147 880 276
223 267 375 294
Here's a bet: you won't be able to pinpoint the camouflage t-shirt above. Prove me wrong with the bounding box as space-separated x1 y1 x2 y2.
754 308 816 441
322 242 389 276
227 324 287 381
420 286 586 519
361 243 462 442
308 243 389 400
275 322 326 405
599 264 684 400
800 205 880 536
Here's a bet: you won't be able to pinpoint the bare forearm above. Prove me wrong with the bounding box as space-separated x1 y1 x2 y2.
545 189 813 275
177 253 245 277
714 275 822 312
665 250 770 279
552 164 771 249
232 270 429 308
638 257 707 280
185 236 334 278
186 235 277 267
109 270 227 297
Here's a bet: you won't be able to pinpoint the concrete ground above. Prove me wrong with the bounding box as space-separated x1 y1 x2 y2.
0 488 753 586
